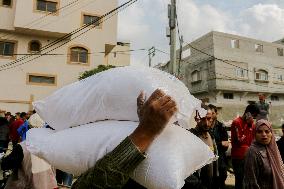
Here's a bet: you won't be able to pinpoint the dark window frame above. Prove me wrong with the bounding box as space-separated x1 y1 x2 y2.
36 0 58 13
70 47 89 64
271 95 279 101
231 39 239 49
0 41 16 57
83 15 100 26
223 93 234 99
29 40 41 53
1 0 12 7
27 74 56 86
277 48 284 56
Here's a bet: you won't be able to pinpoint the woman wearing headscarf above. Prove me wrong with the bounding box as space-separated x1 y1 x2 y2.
243 119 284 189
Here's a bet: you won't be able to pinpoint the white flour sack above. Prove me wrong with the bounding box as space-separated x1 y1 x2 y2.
26 121 215 189
33 66 205 130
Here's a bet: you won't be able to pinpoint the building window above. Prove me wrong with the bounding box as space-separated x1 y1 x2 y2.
0 41 15 57
277 48 284 56
1 0 12 6
235 68 248 78
255 44 263 52
223 93 234 99
182 48 191 59
255 70 268 81
36 0 57 13
83 14 101 27
27 74 56 85
231 39 239 49
28 40 41 52
70 47 89 64
277 74 283 82
191 70 201 82
271 95 279 101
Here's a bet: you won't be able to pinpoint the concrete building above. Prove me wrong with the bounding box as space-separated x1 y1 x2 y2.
0 0 130 113
160 31 284 126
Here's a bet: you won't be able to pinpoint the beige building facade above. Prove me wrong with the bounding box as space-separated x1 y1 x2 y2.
0 0 130 113
160 31 284 126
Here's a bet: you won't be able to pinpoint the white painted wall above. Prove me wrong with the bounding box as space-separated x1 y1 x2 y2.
0 0 130 113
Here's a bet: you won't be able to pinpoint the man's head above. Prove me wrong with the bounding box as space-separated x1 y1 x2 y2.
195 106 214 132
196 117 212 132
243 104 260 125
258 93 266 102
5 112 11 121
20 112 27 120
208 104 218 121
15 112 21 119
26 111 33 119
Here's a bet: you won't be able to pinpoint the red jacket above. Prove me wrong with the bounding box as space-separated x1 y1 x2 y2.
9 119 24 143
231 116 255 159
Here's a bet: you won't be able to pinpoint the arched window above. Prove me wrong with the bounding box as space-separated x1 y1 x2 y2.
70 47 89 64
255 69 268 81
191 70 201 82
29 40 41 52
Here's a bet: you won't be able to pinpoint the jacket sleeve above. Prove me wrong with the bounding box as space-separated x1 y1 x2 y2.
231 120 244 144
71 137 146 189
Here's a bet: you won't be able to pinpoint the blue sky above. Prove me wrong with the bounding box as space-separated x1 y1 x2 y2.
117 0 284 66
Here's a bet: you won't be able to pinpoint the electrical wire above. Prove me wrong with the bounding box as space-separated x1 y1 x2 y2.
9 48 146 56
0 0 138 71
155 48 170 55
0 0 84 40
184 42 284 80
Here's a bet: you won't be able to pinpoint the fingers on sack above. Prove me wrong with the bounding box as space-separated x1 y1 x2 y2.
160 101 177 119
157 95 172 106
146 89 165 104
162 100 177 110
137 91 146 106
166 106 178 118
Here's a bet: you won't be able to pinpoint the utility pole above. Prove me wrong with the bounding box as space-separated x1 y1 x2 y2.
178 35 183 77
148 46 155 67
168 0 176 75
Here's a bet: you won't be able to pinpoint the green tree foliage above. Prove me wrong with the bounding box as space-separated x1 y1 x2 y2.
79 65 116 80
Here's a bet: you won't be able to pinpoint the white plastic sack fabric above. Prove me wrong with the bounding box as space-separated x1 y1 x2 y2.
28 113 45 128
33 66 206 130
26 120 215 189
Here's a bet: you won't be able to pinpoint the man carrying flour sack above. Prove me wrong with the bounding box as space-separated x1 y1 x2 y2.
72 89 177 189
0 89 177 189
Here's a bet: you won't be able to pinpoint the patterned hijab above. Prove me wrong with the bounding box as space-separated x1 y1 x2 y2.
255 119 284 189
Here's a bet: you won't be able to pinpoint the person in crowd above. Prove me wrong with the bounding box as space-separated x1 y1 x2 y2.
276 123 284 161
26 111 33 120
243 119 284 189
9 112 24 146
230 104 260 189
256 93 270 120
0 117 9 153
208 104 229 189
4 112 12 122
183 107 218 189
17 112 30 142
